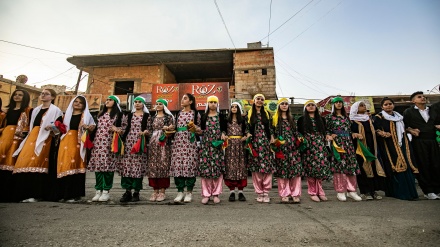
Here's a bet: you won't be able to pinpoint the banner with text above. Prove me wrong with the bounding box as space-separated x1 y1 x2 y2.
179 82 229 111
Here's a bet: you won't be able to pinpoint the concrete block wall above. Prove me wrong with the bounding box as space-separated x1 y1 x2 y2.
233 49 276 99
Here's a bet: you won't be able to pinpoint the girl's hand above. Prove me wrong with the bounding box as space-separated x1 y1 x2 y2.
326 135 333 141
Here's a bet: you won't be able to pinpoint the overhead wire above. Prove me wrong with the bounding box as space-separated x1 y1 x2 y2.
213 0 236 49
29 66 75 85
259 0 314 42
278 0 345 51
0 39 72 56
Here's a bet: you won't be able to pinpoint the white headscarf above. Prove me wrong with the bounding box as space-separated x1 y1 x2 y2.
231 102 243 114
61 95 96 161
13 104 63 157
381 110 405 146
132 96 149 114
349 101 370 122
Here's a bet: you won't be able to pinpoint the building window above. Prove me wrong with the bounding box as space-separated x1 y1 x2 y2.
244 70 249 74
262 69 267 75
114 81 134 95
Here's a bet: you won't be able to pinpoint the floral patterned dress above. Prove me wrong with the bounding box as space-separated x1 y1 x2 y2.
88 113 119 172
198 114 225 179
273 119 303 178
224 121 247 180
147 115 173 178
325 114 360 175
298 117 331 180
119 114 147 178
246 113 275 173
170 111 200 177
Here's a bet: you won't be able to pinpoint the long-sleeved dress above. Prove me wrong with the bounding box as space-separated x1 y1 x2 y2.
273 119 302 179
297 116 331 180
246 113 275 174
224 120 247 181
0 108 31 202
351 119 386 195
325 114 360 175
88 113 120 172
170 111 201 178
373 113 419 200
147 115 173 179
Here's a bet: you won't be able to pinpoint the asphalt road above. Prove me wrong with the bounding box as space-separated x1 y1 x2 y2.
0 173 439 247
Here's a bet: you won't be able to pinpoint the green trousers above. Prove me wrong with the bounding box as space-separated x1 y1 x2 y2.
95 172 114 191
121 177 143 191
174 177 196 192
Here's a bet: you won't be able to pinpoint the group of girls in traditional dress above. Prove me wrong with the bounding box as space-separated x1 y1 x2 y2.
0 90 428 204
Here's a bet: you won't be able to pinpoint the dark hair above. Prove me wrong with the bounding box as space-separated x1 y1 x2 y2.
250 102 269 125
7 90 31 112
410 91 424 101
331 102 347 117
0 98 2 113
75 96 87 111
98 98 121 119
275 103 294 130
303 106 325 134
227 104 243 124
185 93 197 112
380 97 395 106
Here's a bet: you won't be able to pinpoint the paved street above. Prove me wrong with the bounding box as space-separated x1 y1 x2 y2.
1 172 439 247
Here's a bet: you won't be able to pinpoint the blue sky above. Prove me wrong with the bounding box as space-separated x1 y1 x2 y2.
1 0 439 102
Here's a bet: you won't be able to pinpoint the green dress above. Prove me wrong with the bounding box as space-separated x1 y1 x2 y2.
198 114 225 178
273 119 303 178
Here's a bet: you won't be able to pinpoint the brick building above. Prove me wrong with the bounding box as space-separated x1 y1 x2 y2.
66 42 277 106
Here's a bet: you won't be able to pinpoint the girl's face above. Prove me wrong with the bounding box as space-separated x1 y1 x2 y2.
13 91 24 103
181 95 192 107
382 100 394 113
105 98 115 108
334 101 343 110
254 96 264 107
357 103 366 114
72 97 85 111
208 101 218 111
40 90 54 102
279 101 289 112
134 100 144 110
155 102 164 111
230 104 238 114
306 103 316 113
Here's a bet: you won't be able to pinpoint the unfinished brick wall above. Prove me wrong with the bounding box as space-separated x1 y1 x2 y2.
85 65 173 103
233 49 276 100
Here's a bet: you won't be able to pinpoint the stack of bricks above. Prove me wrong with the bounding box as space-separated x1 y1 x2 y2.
233 49 276 100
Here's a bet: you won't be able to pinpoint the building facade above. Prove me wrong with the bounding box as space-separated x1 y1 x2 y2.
67 43 277 106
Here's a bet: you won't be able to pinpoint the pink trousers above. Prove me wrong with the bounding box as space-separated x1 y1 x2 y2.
333 173 357 193
277 177 302 197
201 175 223 198
252 172 272 195
307 177 325 196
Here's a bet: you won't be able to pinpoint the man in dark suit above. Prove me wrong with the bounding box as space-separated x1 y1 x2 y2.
404 91 440 200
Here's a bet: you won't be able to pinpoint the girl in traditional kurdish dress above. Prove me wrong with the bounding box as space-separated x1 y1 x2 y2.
147 98 174 202
350 101 386 200
297 100 331 202
13 89 63 202
57 96 95 202
88 95 123 202
373 97 419 200
199 96 227 204
171 93 201 203
119 96 149 203
224 102 248 202
272 98 303 203
0 90 31 202
246 93 275 203
325 96 362 202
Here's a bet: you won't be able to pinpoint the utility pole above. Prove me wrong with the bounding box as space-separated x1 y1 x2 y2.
73 69 83 95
